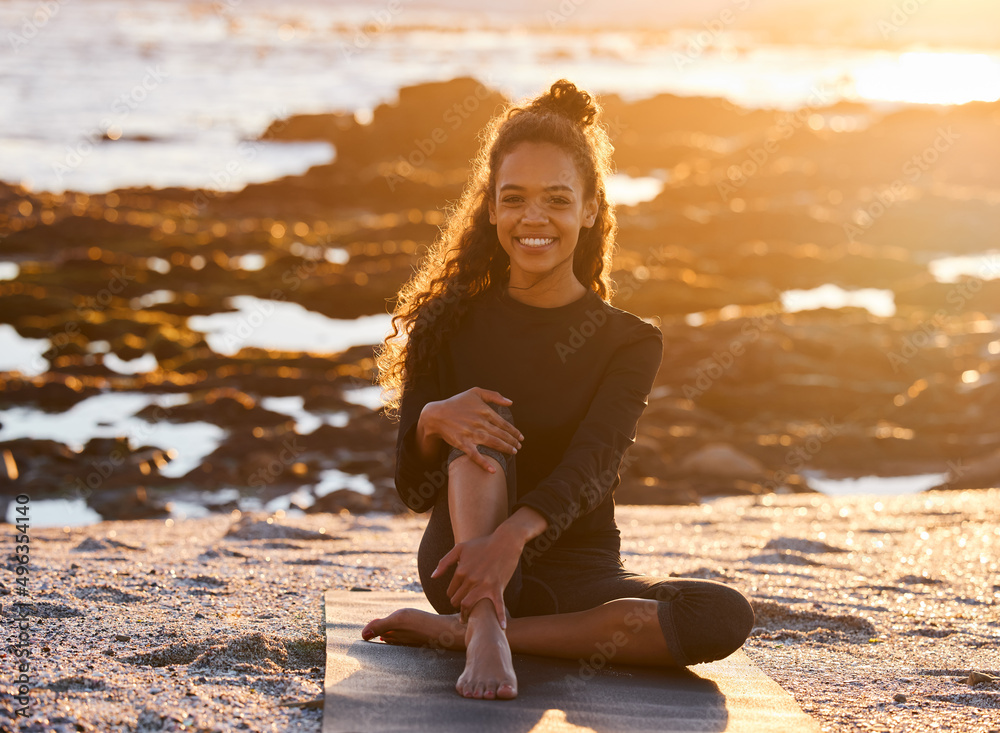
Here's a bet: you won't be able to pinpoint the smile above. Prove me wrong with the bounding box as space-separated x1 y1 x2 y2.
516 237 557 249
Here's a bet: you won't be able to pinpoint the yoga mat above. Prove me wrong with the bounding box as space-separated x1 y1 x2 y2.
323 590 820 733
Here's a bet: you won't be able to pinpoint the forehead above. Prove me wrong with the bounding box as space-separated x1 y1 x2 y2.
496 142 583 191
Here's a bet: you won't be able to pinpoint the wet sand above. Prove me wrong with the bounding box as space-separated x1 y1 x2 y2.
1 489 997 732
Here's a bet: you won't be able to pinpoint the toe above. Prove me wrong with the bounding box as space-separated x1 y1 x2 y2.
498 682 517 700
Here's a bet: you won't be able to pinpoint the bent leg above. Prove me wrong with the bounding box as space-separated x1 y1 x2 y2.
417 403 522 615
518 551 755 666
638 578 755 666
414 402 522 700
365 597 672 666
366 584 751 670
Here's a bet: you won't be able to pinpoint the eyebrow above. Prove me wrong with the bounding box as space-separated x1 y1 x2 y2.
499 183 575 192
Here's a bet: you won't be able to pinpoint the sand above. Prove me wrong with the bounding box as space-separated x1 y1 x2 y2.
1 489 997 732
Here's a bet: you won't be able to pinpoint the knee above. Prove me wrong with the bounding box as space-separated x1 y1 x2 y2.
718 586 755 653
659 581 755 666
490 402 515 426
447 448 506 477
687 584 755 665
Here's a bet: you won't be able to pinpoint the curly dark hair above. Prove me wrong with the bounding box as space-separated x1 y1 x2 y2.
375 79 618 420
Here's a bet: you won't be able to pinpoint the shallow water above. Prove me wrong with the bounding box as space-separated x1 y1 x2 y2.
927 250 1000 284
5 0 1000 194
803 471 950 496
186 295 394 356
0 323 50 377
780 284 896 318
0 392 222 478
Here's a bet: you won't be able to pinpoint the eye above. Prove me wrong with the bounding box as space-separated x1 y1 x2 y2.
550 196 570 205
502 195 523 204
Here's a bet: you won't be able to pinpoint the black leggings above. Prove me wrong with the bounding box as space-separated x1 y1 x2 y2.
417 403 756 667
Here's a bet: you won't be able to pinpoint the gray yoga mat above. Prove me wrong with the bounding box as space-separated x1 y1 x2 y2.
323 590 819 733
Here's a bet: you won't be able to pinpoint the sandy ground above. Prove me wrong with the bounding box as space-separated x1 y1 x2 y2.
1 489 997 733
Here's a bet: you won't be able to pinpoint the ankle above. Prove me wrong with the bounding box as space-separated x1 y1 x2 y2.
467 599 501 625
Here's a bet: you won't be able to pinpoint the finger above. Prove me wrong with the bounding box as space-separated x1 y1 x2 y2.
432 546 459 578
449 576 472 607
462 441 499 474
478 452 502 475
479 410 523 449
480 389 513 406
493 596 507 629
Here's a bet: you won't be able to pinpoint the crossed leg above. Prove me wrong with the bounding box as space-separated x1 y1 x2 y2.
444 451 518 700
362 449 677 700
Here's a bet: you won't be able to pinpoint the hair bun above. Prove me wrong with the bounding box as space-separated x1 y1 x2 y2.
529 79 598 127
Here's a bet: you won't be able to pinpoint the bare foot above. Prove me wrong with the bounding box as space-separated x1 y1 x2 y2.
361 608 466 651
456 606 517 701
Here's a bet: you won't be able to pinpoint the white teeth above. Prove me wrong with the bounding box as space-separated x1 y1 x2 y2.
519 237 554 247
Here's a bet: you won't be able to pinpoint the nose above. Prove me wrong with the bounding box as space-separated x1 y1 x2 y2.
522 201 548 223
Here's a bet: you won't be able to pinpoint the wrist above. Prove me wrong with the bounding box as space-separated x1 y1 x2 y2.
497 507 548 548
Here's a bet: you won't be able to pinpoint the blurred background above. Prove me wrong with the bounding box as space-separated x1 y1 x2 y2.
1 0 998 526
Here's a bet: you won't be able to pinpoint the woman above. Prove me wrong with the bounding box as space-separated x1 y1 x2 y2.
365 80 754 701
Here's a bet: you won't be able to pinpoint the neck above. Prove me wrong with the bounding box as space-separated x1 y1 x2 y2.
505 277 587 308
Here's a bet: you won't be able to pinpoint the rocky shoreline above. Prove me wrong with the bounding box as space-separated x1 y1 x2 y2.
2 77 999 522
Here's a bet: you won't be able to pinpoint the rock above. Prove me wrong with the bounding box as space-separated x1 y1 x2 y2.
764 538 846 554
88 487 172 521
968 671 998 685
893 693 907 703
930 448 1000 491
679 443 766 479
224 515 333 541
615 477 700 506
306 489 373 515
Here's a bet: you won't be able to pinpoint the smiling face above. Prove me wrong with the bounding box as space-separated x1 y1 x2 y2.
488 141 599 300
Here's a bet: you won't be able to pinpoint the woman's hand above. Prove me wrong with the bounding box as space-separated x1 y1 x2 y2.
423 387 523 474
431 526 524 628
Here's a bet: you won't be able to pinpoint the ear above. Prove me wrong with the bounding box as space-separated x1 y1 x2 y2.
583 195 599 228
488 199 497 225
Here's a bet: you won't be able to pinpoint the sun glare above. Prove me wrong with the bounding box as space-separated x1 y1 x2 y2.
853 51 1000 105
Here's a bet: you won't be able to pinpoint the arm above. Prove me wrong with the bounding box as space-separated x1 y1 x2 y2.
394 359 448 513
511 323 663 542
433 504 548 626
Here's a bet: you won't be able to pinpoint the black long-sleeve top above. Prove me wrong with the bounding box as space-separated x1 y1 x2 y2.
394 285 663 556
